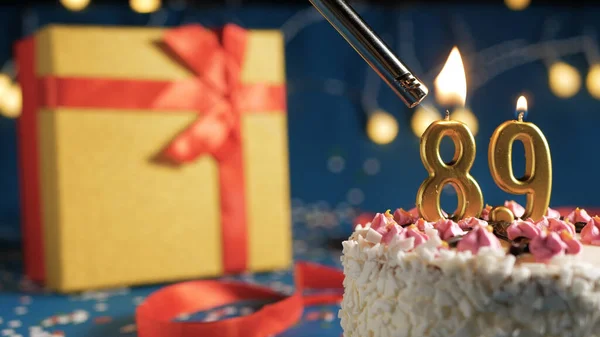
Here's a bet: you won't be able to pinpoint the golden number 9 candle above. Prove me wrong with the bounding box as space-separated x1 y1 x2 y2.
488 96 552 222
417 113 484 221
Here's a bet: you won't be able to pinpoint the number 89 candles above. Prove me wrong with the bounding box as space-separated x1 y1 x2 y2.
488 96 552 222
417 47 484 221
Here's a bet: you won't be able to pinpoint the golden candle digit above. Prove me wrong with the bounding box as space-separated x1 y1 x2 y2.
417 113 484 221
417 47 483 221
488 96 552 222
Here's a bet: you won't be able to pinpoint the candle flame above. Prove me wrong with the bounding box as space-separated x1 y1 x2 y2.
516 96 528 113
434 47 467 107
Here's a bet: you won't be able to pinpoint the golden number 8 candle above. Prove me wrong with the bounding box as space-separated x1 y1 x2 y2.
417 114 484 221
488 96 552 222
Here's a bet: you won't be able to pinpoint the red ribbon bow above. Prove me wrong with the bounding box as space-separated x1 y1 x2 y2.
157 24 285 163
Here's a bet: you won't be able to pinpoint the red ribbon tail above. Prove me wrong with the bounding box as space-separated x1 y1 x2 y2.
135 262 344 337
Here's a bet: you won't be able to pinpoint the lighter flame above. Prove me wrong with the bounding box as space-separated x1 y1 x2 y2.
435 47 467 107
516 96 528 112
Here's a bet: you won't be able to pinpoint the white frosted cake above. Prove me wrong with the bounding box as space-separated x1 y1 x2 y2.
339 202 600 337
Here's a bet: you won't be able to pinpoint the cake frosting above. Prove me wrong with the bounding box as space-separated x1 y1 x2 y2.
339 202 600 337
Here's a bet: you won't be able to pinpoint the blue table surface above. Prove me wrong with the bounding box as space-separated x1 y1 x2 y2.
0 224 348 337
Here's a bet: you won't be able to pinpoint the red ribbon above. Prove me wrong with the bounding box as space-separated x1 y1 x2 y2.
135 262 344 337
15 24 286 281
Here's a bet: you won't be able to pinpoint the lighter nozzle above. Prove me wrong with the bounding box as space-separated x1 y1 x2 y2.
395 74 428 108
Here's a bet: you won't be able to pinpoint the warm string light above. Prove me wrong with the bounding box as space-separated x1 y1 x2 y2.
411 106 440 137
60 0 91 11
130 0 161 13
0 74 10 98
504 0 531 11
0 73 21 118
366 110 399 145
450 107 479 136
586 64 600 99
548 61 581 98
0 84 22 118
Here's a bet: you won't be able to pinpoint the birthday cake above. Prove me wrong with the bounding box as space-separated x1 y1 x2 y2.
339 201 600 337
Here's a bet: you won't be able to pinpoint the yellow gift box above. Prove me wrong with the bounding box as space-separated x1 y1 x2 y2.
16 24 291 292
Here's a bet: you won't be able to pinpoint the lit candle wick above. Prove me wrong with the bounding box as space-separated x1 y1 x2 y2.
516 95 527 122
445 110 450 121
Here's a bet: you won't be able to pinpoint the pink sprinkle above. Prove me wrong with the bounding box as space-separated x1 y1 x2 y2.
407 207 420 219
529 231 567 262
457 217 487 230
481 205 493 221
434 219 465 240
560 231 582 255
546 207 561 219
566 208 592 224
507 220 540 240
581 216 600 246
405 226 428 248
370 213 388 230
381 224 405 244
547 218 575 236
535 217 549 229
414 218 434 231
457 226 502 254
393 208 415 226
505 200 525 218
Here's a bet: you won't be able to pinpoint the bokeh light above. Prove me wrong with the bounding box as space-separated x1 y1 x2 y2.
130 0 161 13
0 74 10 98
411 105 441 137
548 61 581 99
0 84 22 118
60 0 91 11
450 107 479 136
504 0 531 11
367 110 399 145
586 64 600 99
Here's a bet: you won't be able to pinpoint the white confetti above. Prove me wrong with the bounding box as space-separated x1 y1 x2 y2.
133 296 145 305
14 306 27 315
28 326 41 332
40 319 53 328
57 315 70 325
72 310 89 324
7 320 21 328
94 302 108 312
1 329 14 336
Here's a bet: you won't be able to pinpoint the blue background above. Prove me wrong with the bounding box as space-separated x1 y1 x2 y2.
0 3 598 240
0 2 599 336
